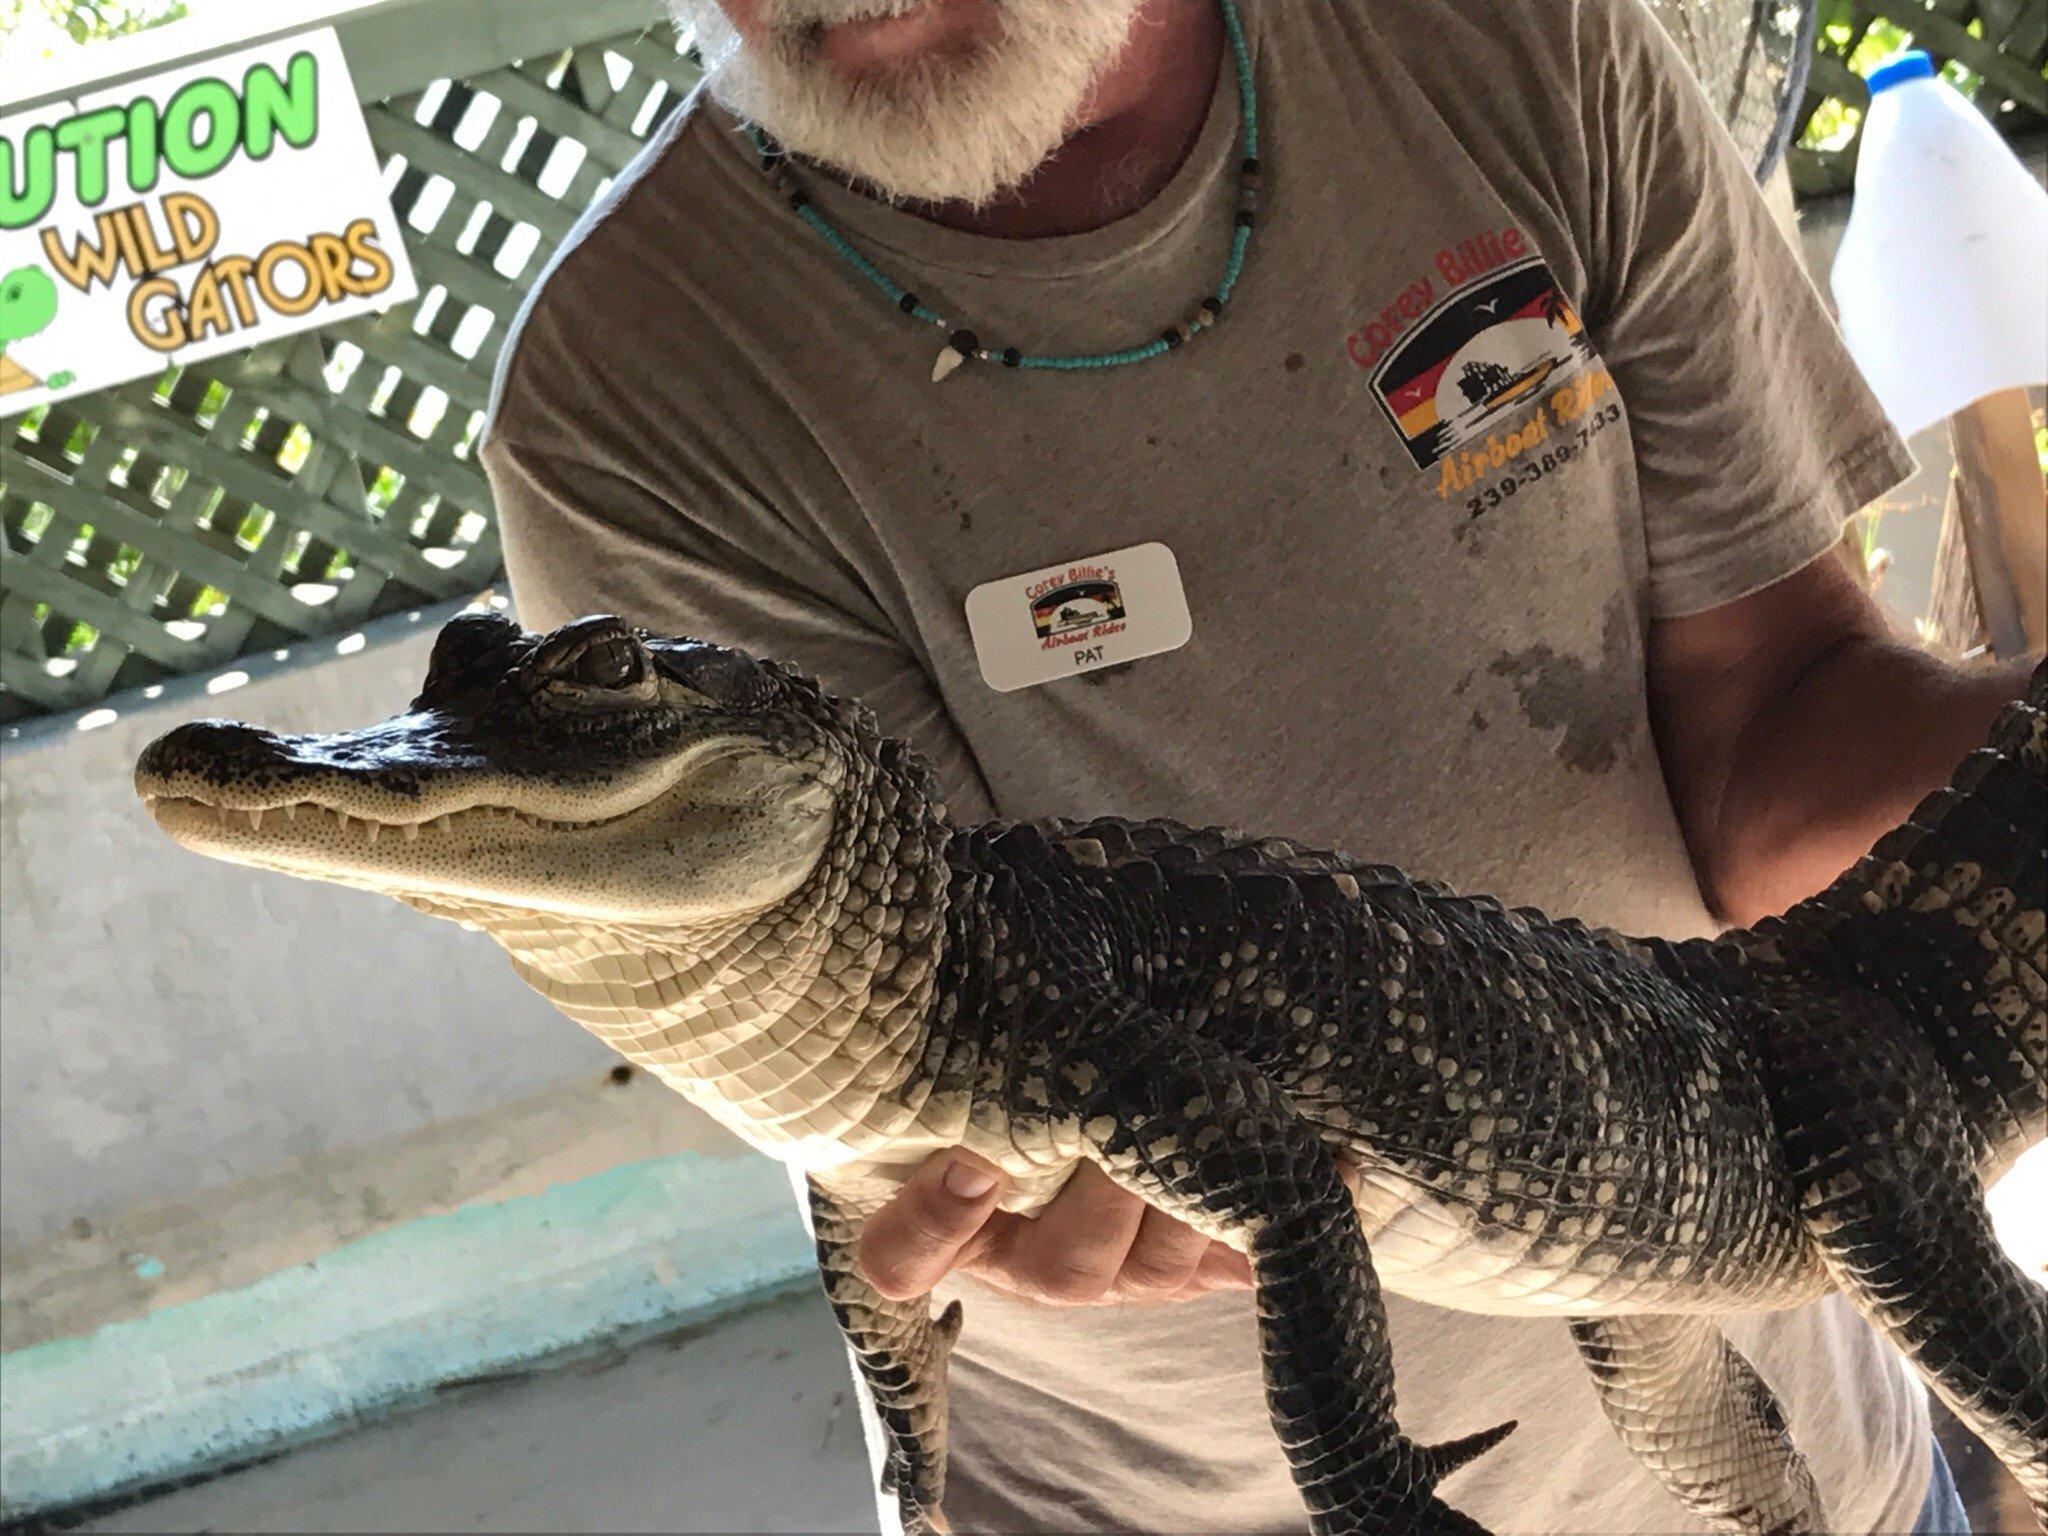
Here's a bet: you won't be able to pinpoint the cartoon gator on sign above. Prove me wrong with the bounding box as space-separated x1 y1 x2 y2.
0 265 68 397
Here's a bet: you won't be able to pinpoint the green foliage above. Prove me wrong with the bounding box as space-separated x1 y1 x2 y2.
0 0 189 42
1792 0 2045 195
1802 16 1916 151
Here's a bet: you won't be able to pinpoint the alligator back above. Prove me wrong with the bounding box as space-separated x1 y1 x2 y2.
1757 660 2047 1180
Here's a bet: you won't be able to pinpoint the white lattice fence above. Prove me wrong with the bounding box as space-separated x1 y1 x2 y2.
0 12 698 725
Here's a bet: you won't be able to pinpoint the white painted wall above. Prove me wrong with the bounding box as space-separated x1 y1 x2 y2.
0 622 615 1247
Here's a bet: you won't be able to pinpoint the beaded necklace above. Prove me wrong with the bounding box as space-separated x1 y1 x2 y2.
747 0 1260 382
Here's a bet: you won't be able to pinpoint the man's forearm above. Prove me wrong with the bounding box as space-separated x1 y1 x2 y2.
1707 636 2032 926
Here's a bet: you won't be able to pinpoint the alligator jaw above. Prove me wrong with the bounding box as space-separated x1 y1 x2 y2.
140 791 633 845
134 789 656 906
135 725 840 926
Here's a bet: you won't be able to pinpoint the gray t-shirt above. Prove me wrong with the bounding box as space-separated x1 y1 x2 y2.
482 0 1930 1528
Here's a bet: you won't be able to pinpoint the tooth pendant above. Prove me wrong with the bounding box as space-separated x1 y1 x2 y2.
932 345 967 384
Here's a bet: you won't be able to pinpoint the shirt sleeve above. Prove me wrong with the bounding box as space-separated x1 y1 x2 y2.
1578 0 1917 618
481 434 1000 825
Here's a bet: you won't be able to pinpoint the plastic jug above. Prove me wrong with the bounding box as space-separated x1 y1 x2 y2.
1830 51 2048 438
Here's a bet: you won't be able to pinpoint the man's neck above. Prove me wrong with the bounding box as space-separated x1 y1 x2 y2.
866 0 1225 241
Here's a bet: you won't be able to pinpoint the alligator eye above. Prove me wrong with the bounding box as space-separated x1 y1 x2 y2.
570 636 643 690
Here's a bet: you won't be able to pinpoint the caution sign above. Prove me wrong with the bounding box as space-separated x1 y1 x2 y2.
1 29 416 413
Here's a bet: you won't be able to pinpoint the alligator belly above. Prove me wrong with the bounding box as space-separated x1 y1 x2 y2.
1356 1171 1824 1317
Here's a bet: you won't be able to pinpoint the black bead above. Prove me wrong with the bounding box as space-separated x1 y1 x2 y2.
1163 328 1184 350
950 329 980 357
1241 156 1262 176
1200 298 1224 321
1002 348 1022 368
789 190 810 210
1235 210 1256 228
899 292 921 315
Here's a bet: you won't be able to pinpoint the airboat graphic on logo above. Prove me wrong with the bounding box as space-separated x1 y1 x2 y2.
1031 577 1127 639
1371 258 1594 470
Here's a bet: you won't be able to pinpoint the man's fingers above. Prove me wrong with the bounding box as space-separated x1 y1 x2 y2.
1182 1241 1255 1294
857 1152 1006 1300
1116 1204 1216 1297
1001 1160 1147 1304
861 1153 1360 1305
1171 1162 1355 1296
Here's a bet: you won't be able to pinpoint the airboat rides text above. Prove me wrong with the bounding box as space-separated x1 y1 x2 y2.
1 52 399 352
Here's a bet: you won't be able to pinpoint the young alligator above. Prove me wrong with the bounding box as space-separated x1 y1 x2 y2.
134 612 2047 1536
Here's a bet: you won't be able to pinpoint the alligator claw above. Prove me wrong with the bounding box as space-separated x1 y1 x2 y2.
1414 1417 1517 1482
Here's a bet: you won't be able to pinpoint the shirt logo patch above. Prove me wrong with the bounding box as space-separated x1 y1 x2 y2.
1368 256 1595 471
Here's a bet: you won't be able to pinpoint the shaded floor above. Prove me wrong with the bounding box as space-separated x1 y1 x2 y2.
83 1290 882 1534
74 1287 2033 1535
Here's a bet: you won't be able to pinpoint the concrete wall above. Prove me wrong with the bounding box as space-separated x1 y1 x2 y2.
0 614 617 1247
0 607 811 1522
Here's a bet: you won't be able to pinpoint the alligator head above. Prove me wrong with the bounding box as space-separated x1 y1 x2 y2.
134 615 955 1117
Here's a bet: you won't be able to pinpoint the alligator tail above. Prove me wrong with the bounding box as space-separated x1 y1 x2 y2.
1766 657 2045 1177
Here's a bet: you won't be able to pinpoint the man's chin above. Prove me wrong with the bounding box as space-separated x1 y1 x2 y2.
681 0 1144 207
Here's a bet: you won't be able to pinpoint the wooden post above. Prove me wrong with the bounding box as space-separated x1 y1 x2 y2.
1924 490 1988 657
1939 388 2048 658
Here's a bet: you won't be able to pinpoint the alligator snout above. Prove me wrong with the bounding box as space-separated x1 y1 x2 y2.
136 718 295 793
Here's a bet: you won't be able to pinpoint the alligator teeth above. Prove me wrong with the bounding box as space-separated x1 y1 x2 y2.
246 809 264 831
365 821 380 845
403 822 421 842
285 804 299 821
435 815 452 832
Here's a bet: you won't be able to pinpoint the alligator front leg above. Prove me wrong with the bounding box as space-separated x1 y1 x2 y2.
1059 999 1514 1535
1569 1314 1826 1534
806 1176 961 1536
1767 995 2048 1527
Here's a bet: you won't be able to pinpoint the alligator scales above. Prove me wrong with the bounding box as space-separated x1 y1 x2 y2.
135 614 2048 1535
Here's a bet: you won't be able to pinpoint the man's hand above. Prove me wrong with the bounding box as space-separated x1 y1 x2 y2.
858 1150 1266 1305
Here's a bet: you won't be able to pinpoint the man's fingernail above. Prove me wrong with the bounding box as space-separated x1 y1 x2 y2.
943 1161 998 1200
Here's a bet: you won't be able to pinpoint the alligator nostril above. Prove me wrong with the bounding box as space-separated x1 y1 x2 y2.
136 719 288 783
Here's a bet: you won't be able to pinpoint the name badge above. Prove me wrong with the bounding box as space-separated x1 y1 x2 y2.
964 542 1193 693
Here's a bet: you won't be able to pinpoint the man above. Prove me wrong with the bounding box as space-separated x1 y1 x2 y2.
481 0 2030 1527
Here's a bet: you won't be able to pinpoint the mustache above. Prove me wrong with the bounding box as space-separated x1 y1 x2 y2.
756 0 966 24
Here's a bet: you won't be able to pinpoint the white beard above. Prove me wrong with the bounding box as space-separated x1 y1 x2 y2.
671 0 1146 207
